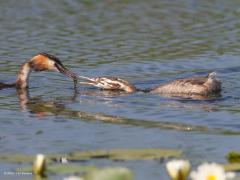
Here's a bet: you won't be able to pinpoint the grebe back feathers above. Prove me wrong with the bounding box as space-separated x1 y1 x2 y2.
151 72 221 96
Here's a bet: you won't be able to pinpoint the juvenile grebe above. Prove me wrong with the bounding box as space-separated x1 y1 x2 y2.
78 72 221 97
0 53 77 90
78 76 137 93
151 72 221 96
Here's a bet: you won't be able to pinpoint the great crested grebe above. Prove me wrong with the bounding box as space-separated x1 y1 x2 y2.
78 72 221 97
0 52 77 90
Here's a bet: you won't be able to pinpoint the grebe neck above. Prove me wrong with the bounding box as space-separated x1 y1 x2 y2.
16 61 31 89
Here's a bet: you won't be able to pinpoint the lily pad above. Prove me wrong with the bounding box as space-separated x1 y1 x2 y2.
1 148 181 164
48 164 97 174
16 164 97 175
84 167 133 180
70 148 182 161
0 154 34 163
223 163 240 172
0 153 70 163
226 151 240 163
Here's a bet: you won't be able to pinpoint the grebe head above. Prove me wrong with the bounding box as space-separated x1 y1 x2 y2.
29 52 77 80
15 53 77 89
207 72 217 79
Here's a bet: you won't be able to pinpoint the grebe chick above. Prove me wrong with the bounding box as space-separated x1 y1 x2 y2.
0 52 77 90
78 75 137 93
151 72 221 96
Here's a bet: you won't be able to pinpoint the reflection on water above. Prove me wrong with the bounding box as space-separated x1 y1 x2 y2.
1 0 240 179
79 89 132 97
14 88 240 135
152 92 222 101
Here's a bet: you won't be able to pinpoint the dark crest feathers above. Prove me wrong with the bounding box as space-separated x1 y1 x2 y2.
39 52 64 67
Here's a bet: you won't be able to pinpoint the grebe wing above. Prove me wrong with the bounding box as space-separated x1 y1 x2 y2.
159 76 207 86
174 77 207 85
151 76 210 95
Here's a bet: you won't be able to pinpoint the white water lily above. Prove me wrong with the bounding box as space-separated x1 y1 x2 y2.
166 159 191 180
190 163 235 180
32 154 46 176
63 176 83 180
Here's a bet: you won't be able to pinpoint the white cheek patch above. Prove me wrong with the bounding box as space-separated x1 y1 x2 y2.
47 60 57 71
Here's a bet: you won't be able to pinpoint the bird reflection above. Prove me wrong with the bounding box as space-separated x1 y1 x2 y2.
14 88 236 134
15 88 77 116
15 88 209 132
16 85 220 117
79 89 134 97
15 86 218 121
158 93 221 101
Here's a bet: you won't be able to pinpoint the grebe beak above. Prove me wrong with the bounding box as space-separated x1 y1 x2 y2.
55 63 77 81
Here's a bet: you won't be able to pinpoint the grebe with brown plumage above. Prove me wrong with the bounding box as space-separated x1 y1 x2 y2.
151 72 221 96
78 72 221 97
0 53 77 90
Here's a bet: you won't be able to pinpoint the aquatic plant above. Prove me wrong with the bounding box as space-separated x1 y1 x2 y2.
70 148 182 161
32 154 46 177
63 176 83 180
166 160 191 180
226 151 240 163
1 148 181 163
190 163 235 180
12 152 240 180
83 167 133 180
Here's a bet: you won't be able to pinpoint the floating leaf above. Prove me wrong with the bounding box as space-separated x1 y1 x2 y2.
49 164 97 174
1 148 181 164
83 167 133 180
17 164 97 175
0 153 69 163
0 154 34 163
223 163 240 172
70 148 182 161
226 151 240 163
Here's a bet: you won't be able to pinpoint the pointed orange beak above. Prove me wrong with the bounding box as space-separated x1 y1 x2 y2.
55 63 78 82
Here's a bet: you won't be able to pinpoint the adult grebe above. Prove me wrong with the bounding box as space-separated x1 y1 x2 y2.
0 53 77 90
78 76 137 93
78 72 221 96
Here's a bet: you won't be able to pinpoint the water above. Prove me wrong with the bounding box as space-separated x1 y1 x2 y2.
0 0 240 179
